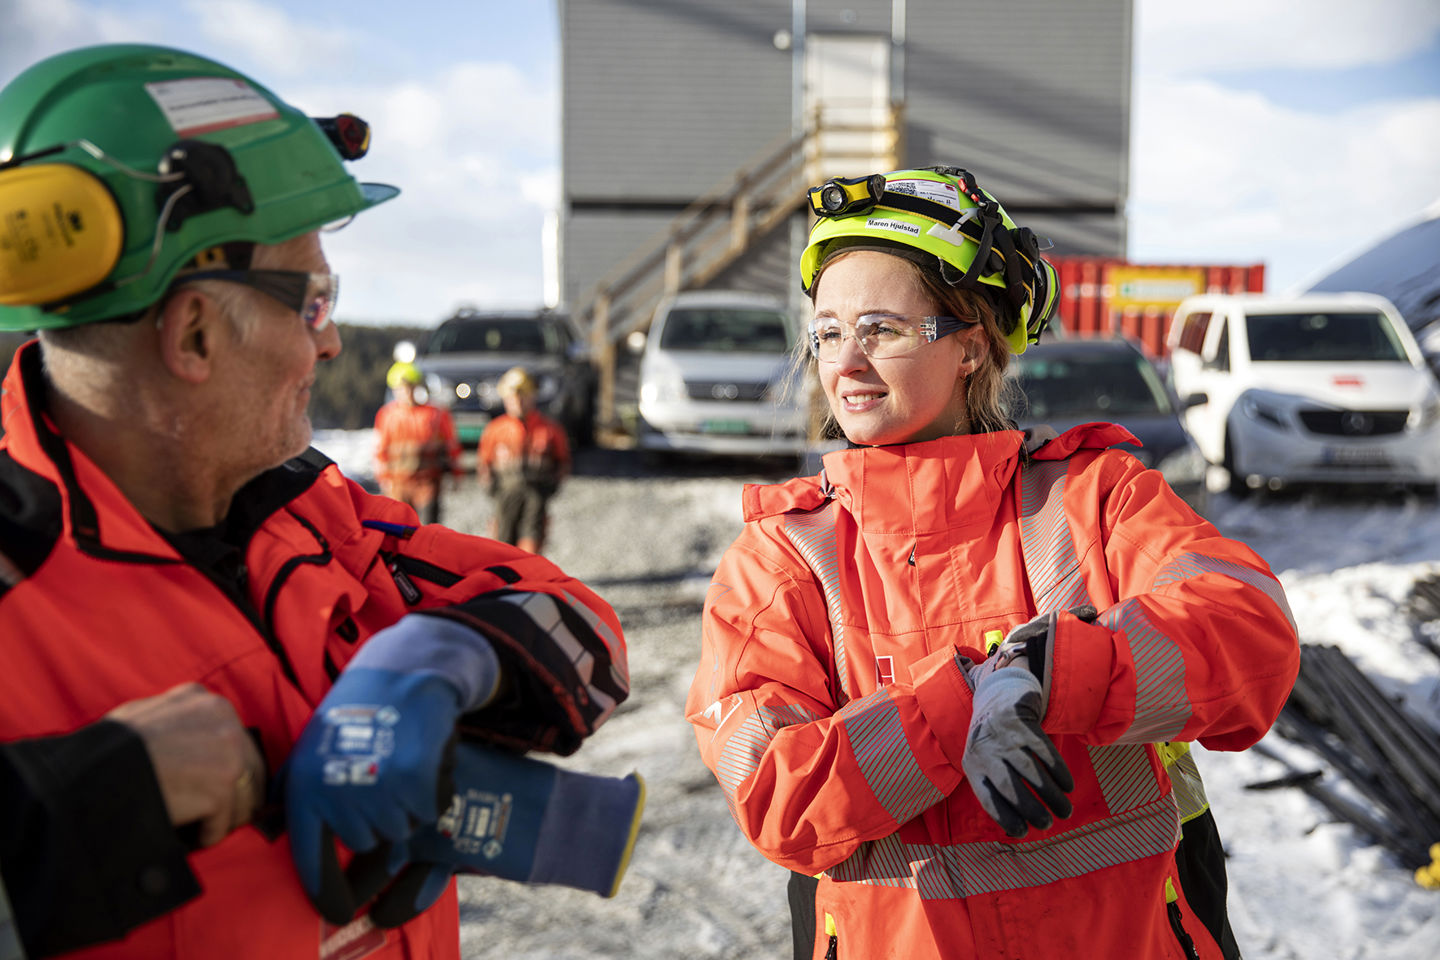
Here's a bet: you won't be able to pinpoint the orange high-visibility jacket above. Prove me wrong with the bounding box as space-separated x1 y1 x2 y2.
687 426 1298 960
0 342 627 960
477 412 570 485
374 401 462 486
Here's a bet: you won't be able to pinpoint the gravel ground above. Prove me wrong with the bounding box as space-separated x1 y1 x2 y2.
433 448 804 959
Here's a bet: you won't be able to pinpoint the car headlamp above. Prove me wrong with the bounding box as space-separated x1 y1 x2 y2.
808 174 887 218
1410 394 1440 430
1239 396 1287 429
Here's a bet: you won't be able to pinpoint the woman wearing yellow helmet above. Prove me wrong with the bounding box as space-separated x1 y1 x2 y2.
687 167 1297 960
374 361 462 524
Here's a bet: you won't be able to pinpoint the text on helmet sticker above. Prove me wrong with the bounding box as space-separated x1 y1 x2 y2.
145 78 278 137
885 177 961 211
865 216 921 237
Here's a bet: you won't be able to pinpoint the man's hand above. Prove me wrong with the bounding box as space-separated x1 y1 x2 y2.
962 668 1074 838
106 682 265 848
285 613 501 922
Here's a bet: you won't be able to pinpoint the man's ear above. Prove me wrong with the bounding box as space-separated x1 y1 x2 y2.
156 288 223 384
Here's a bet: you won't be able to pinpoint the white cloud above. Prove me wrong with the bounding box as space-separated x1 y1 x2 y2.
1136 0 1440 76
182 0 356 78
284 62 559 323
0 0 157 86
1129 76 1440 292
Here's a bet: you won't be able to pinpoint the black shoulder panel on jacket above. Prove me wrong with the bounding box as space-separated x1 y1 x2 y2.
0 449 63 596
222 448 332 547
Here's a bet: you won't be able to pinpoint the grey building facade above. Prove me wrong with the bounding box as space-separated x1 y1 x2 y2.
560 0 1132 338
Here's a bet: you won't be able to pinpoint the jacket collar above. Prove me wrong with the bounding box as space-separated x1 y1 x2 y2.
2 341 182 563
742 422 1141 535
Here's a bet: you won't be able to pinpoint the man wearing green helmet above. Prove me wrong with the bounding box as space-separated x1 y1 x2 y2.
0 45 629 959
687 166 1296 960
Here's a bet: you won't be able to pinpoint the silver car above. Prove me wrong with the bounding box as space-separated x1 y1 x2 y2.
636 290 808 457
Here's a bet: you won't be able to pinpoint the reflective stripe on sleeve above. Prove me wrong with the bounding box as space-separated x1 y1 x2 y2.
1099 598 1192 743
835 688 947 824
1153 552 1297 634
714 703 823 802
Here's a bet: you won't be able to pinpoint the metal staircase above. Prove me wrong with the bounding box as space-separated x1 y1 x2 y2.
576 103 903 434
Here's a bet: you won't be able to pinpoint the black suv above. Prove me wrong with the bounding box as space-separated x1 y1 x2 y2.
415 308 596 446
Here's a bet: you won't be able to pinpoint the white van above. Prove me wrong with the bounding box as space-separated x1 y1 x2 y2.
1166 292 1440 493
636 290 808 457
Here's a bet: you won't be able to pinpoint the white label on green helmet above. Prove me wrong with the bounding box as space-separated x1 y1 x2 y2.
885 177 961 211
927 216 975 247
865 216 921 237
145 78 278 137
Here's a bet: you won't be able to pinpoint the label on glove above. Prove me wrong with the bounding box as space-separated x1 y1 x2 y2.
436 787 514 860
318 705 399 786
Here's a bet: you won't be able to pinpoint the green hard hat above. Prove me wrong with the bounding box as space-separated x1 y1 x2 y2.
0 43 399 330
800 166 1058 354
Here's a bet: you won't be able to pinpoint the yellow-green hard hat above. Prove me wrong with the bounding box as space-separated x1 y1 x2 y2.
387 361 423 389
800 166 1058 354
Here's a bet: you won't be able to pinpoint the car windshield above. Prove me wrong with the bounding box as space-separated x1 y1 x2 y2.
1245 311 1409 362
1015 350 1173 420
428 318 555 354
658 308 791 353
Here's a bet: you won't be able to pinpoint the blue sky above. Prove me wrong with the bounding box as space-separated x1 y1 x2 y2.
4 0 1438 323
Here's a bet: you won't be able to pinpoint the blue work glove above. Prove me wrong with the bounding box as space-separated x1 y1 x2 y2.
963 667 1074 838
337 742 646 928
286 613 501 924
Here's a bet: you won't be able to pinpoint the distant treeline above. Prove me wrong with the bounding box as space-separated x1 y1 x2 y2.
0 323 430 432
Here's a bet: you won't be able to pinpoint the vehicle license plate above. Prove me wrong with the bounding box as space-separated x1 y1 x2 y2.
1322 446 1390 465
700 419 751 434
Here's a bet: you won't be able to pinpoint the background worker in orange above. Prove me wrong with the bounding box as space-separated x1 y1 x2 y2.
374 360 463 524
477 366 571 554
0 44 627 960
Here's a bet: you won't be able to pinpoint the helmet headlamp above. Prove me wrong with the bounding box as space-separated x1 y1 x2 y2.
809 174 887 218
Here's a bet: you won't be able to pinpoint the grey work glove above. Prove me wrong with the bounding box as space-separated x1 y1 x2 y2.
963 666 1074 838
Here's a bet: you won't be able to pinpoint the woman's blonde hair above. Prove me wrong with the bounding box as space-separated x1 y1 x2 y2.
790 250 1017 439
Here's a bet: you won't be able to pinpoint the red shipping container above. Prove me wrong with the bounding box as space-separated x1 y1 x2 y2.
1049 258 1265 357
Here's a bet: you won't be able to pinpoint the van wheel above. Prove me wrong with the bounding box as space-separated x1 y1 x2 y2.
1223 433 1250 499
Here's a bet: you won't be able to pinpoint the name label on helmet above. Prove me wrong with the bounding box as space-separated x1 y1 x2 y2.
865 216 920 237
885 177 960 211
145 78 278 137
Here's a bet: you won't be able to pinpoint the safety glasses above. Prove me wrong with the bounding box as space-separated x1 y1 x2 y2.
807 313 977 362
179 269 340 331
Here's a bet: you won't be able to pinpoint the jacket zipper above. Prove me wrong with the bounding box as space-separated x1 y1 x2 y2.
1165 878 1201 960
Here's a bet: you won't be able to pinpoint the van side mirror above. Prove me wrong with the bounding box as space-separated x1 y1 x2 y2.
1183 391 1209 409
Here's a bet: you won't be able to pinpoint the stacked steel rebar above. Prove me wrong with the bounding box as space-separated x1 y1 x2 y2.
1253 643 1440 870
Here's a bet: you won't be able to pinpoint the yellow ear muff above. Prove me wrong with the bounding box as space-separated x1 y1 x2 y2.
0 163 124 307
